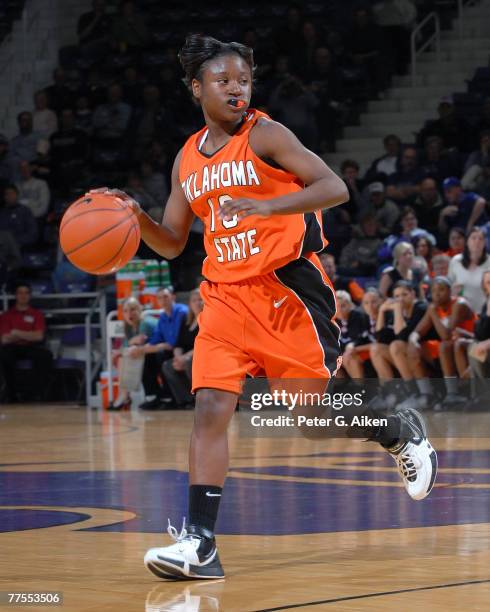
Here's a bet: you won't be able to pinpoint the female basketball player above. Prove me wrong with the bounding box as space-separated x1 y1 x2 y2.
99 35 437 580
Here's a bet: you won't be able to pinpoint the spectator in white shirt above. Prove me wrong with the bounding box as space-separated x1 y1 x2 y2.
448 227 490 312
16 161 50 219
33 90 58 139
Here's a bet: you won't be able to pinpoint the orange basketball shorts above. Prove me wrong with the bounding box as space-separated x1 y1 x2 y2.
192 254 342 394
422 339 441 360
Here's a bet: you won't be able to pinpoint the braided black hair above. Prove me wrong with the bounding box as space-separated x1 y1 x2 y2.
179 34 254 92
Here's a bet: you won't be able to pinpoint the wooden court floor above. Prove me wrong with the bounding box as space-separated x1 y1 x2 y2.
0 405 489 611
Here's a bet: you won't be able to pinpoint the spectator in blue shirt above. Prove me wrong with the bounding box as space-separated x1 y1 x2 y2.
438 177 487 235
128 286 188 409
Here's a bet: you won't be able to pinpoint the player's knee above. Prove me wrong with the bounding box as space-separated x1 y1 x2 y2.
406 343 420 362
389 340 405 358
369 343 382 360
439 340 453 355
194 389 235 432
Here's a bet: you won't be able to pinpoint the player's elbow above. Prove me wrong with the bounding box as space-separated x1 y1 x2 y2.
164 242 186 259
326 176 349 206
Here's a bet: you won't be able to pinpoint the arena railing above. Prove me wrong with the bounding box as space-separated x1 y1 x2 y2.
411 12 441 87
0 289 107 405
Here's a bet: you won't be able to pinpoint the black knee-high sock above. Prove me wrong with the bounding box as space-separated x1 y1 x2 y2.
189 485 222 534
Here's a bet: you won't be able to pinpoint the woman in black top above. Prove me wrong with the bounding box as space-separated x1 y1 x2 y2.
371 280 427 380
162 288 203 407
336 289 380 379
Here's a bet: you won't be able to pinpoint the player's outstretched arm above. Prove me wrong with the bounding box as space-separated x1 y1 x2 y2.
219 120 349 220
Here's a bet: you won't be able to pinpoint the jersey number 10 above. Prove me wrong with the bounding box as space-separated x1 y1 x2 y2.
207 195 238 231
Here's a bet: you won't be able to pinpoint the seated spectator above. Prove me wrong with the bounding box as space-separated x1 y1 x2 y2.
16 161 50 220
338 159 363 221
373 0 416 75
129 85 174 162
111 0 150 51
364 134 401 182
74 95 94 135
108 296 156 410
307 47 345 151
463 270 490 379
0 134 15 187
92 84 131 142
50 109 90 193
335 290 369 378
347 7 388 96
378 206 436 262
413 235 434 272
439 177 487 235
444 226 465 257
162 288 203 408
338 211 383 276
0 283 53 402
412 177 444 237
448 227 490 312
463 129 490 175
122 65 145 107
0 185 37 249
336 289 379 379
360 181 399 236
10 112 42 169
463 156 490 200
124 171 158 213
319 252 364 304
419 135 460 182
379 241 424 298
370 280 427 405
269 76 319 150
274 4 304 57
141 161 168 205
431 253 450 278
386 146 424 205
402 276 475 409
32 90 58 139
417 96 472 152
77 0 112 60
128 286 188 409
293 21 321 81
45 68 76 114
0 230 21 287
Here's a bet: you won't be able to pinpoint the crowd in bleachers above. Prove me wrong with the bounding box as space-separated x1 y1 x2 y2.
1 0 490 407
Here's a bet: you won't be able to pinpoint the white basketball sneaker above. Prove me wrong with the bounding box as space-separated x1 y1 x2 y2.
387 407 437 500
144 520 224 580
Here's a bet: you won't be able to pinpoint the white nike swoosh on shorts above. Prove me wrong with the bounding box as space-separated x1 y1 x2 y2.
273 296 288 308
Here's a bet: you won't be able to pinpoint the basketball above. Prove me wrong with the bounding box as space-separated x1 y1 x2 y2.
59 191 141 275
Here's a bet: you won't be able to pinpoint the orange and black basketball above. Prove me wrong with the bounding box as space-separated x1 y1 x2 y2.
59 191 141 275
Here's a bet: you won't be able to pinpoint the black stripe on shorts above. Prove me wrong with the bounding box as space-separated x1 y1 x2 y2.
275 257 341 375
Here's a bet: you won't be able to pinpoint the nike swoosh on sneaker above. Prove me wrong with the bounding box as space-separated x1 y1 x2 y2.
273 296 288 308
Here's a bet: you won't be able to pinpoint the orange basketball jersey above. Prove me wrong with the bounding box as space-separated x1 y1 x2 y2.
436 297 475 333
179 109 328 283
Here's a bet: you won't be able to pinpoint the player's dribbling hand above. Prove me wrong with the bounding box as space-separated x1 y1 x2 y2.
88 187 142 217
218 198 272 221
